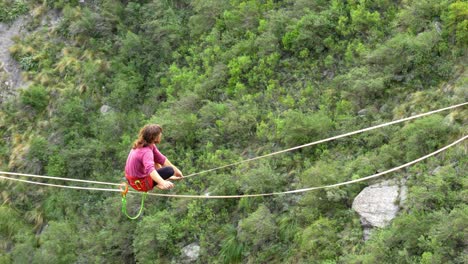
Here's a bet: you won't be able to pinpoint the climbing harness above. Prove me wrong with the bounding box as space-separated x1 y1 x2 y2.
121 174 156 219
120 182 147 220
125 174 154 192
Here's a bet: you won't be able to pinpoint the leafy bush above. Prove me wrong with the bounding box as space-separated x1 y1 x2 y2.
395 115 453 160
35 221 79 263
19 85 49 113
25 135 49 174
442 1 468 49
133 211 181 261
237 163 286 195
282 10 335 56
0 0 28 22
277 110 334 147
299 217 340 261
334 66 389 108
237 205 276 249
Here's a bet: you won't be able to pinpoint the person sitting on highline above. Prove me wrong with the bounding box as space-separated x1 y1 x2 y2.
125 124 183 191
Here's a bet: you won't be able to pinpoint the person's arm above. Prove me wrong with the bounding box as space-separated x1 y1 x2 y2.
163 159 184 178
152 144 183 179
143 149 174 190
149 169 174 190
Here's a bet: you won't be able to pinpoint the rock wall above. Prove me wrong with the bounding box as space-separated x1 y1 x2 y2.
0 11 61 104
0 17 27 102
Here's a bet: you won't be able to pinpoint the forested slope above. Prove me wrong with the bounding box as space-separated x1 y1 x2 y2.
0 0 467 263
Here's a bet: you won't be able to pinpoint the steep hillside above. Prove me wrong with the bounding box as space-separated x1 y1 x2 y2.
0 1 466 263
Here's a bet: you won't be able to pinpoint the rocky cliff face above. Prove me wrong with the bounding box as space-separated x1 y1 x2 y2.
352 179 407 240
0 17 27 102
0 11 61 104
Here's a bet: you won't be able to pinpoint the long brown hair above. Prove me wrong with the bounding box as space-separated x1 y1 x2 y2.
132 124 163 149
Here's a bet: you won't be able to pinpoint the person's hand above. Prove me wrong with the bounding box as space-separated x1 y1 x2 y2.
174 168 184 178
156 180 174 190
168 168 184 181
168 175 182 181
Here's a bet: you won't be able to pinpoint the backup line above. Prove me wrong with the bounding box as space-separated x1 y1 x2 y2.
1 135 465 199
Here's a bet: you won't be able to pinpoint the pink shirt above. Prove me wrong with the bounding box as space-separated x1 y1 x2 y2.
125 145 167 178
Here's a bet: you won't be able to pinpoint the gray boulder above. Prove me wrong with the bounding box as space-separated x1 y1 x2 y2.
352 179 407 240
180 243 200 263
100 104 113 114
352 180 399 228
358 109 368 116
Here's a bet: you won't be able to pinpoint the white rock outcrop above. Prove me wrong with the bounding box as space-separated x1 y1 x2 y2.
0 17 27 101
352 179 407 240
100 104 112 114
180 243 200 263
0 11 61 103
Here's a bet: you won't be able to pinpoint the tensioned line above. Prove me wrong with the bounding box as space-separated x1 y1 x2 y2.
183 102 467 178
0 175 122 193
130 135 467 198
0 102 466 185
1 135 465 199
0 171 122 186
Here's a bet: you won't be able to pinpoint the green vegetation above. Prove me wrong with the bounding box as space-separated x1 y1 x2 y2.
0 0 29 23
0 0 467 263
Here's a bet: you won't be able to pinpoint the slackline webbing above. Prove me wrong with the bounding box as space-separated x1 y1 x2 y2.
1 102 466 184
183 102 467 178
1 135 465 199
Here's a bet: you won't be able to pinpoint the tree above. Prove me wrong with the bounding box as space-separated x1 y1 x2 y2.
299 217 340 261
282 10 336 57
426 206 468 262
443 1 468 48
189 0 230 37
276 109 334 147
395 115 453 160
133 211 181 261
35 221 79 263
19 85 49 113
334 66 389 108
237 204 276 251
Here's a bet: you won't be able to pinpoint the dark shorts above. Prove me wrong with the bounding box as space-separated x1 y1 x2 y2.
153 166 175 185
